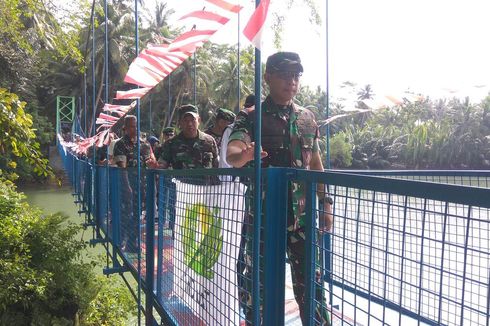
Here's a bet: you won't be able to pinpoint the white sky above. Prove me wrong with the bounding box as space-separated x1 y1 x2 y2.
149 0 490 100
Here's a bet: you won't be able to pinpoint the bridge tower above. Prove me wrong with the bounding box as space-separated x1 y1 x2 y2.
56 96 76 142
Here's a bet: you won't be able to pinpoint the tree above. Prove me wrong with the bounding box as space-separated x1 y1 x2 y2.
0 88 51 181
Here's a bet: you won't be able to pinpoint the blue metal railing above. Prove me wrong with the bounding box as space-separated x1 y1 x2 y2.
59 147 490 326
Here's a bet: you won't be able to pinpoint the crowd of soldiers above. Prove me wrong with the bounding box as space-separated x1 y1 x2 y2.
82 51 333 326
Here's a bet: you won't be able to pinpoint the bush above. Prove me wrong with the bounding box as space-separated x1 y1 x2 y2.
0 179 135 325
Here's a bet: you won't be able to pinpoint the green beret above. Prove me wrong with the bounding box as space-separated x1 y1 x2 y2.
162 127 175 135
216 108 236 122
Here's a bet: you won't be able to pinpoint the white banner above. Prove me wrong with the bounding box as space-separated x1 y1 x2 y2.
174 180 247 326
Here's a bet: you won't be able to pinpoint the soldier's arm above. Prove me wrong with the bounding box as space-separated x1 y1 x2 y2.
310 140 333 232
211 139 219 168
157 141 171 169
226 110 267 168
227 140 267 168
113 141 127 168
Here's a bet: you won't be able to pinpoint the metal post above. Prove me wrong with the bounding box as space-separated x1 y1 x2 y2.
263 168 287 325
325 0 331 169
304 181 317 326
145 170 155 326
134 1 142 325
252 1 262 323
193 52 197 106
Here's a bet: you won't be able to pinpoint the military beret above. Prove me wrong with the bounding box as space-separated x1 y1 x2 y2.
266 52 303 73
216 108 236 122
162 127 175 135
177 104 199 119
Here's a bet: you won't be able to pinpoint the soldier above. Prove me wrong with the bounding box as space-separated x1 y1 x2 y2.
113 115 156 253
205 107 236 148
113 115 155 169
227 52 333 325
161 127 175 143
157 104 218 170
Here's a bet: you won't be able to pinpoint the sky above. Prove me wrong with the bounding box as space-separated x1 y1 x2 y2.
120 0 490 102
155 0 490 102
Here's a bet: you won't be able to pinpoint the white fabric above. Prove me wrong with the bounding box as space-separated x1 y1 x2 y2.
219 123 234 169
174 180 246 326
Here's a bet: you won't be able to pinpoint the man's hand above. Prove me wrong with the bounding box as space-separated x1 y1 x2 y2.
227 140 267 168
145 157 158 169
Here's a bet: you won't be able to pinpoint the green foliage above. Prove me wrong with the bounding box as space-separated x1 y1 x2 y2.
337 95 490 169
82 276 136 326
329 132 353 168
0 178 92 324
0 179 136 324
0 88 52 181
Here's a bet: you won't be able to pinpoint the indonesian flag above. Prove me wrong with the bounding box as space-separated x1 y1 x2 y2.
243 0 271 49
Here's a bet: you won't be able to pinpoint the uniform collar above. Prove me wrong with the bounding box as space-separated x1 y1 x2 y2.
264 96 296 114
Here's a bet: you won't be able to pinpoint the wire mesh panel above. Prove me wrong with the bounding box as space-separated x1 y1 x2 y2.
95 166 109 233
296 171 490 326
154 171 253 326
341 170 490 189
56 145 490 326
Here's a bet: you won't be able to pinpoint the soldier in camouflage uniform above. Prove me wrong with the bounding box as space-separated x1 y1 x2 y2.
113 115 156 253
227 52 333 325
157 104 219 170
205 107 236 148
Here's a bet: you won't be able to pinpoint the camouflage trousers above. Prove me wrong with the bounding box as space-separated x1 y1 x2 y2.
241 226 331 326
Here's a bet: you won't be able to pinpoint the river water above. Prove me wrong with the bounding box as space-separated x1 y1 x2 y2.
21 184 106 259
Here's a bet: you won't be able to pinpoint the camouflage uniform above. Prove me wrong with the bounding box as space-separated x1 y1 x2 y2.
113 134 152 168
229 95 330 325
113 135 152 252
158 130 219 186
158 130 218 169
204 127 222 149
205 108 235 148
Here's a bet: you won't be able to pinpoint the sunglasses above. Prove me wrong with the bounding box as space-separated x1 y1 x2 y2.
274 71 302 80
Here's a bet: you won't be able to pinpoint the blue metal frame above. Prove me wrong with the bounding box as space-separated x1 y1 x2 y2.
59 146 490 326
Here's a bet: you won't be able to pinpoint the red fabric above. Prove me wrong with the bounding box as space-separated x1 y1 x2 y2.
205 0 242 13
179 10 230 25
243 0 270 48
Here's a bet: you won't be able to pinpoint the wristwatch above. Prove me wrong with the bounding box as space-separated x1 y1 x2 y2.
321 196 333 205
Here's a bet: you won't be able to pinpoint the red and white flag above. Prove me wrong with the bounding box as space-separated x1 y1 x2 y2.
205 0 242 13
102 103 133 117
115 87 151 100
243 0 271 49
169 29 217 53
179 10 230 25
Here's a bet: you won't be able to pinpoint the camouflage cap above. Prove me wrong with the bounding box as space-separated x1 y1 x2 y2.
266 52 303 73
216 108 236 122
177 104 199 119
244 94 255 108
162 127 175 135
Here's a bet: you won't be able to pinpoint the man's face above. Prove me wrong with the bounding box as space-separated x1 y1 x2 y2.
162 132 174 142
265 70 302 105
217 118 232 131
179 114 200 138
126 118 137 139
